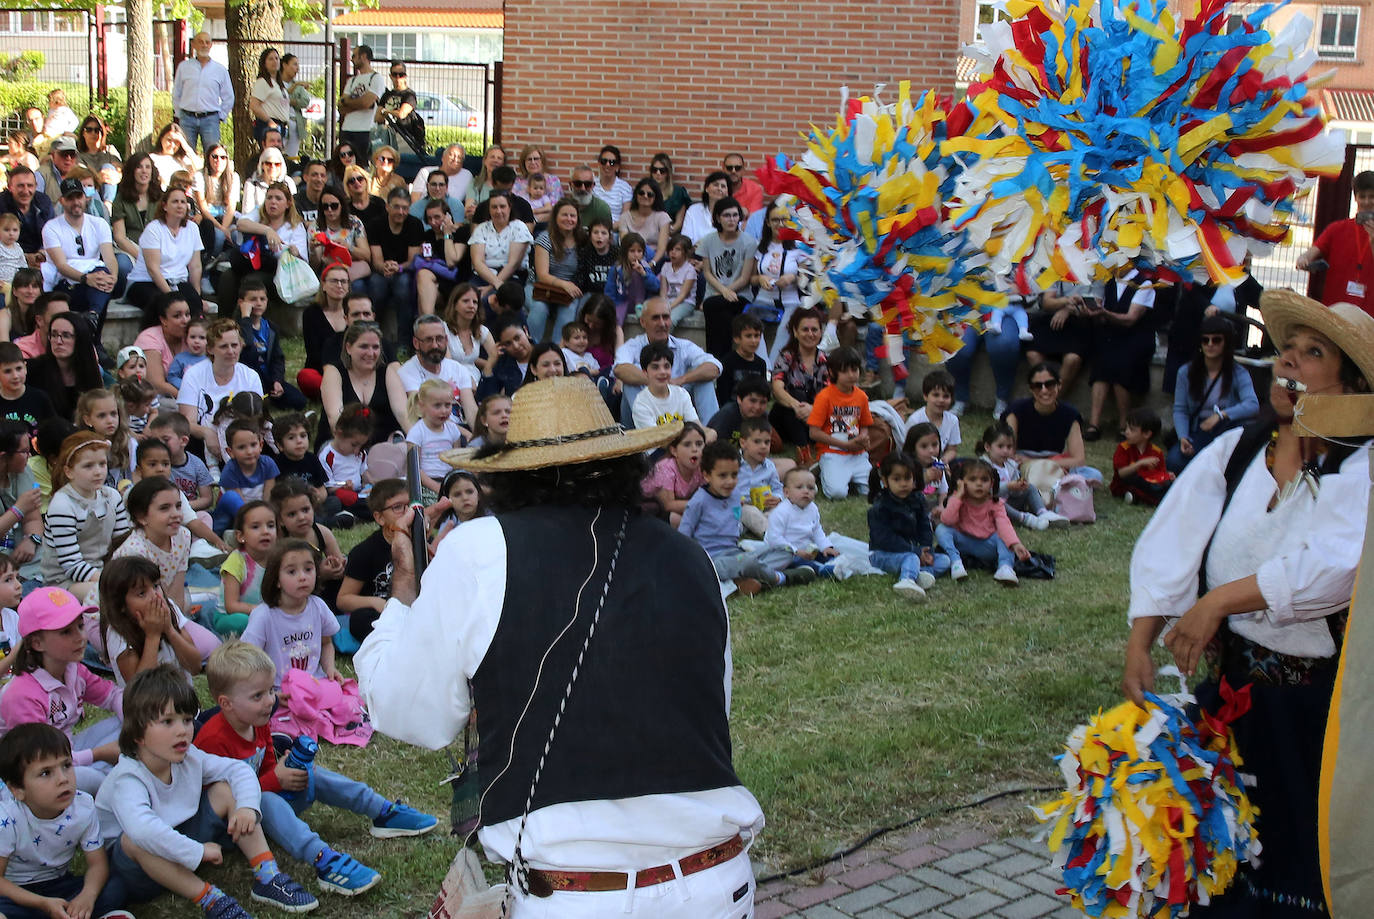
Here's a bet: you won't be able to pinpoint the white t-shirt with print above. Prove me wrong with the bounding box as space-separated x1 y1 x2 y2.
341 71 386 131
0 790 103 884
631 384 698 430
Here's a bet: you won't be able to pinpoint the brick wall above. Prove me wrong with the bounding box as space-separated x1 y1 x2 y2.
500 0 963 192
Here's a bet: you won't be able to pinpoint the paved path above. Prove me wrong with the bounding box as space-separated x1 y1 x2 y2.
755 827 1082 919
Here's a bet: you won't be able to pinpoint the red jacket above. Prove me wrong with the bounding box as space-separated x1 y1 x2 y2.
193 712 283 793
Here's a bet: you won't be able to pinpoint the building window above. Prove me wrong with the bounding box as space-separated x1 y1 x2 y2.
390 33 416 61
975 0 1009 41
1318 7 1359 60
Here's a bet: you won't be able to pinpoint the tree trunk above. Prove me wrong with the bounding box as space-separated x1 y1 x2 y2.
125 0 154 151
225 0 286 174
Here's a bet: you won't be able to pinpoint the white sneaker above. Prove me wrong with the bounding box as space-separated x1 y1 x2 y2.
893 579 928 602
1026 513 1049 530
994 564 1019 586
916 571 937 590
993 398 1007 418
1124 492 1135 505
1038 510 1070 528
950 561 968 581
951 401 967 417
1019 330 1034 342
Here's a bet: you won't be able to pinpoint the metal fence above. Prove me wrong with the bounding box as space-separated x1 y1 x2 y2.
372 56 494 154
0 7 93 142
220 36 339 165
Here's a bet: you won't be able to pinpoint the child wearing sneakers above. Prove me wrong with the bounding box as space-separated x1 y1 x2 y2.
0 723 132 919
977 422 1068 530
95 665 317 917
680 440 815 595
764 468 840 577
868 453 951 602
807 347 873 499
195 642 436 899
936 458 1031 586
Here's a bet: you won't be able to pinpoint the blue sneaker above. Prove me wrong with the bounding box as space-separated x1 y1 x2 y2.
370 799 439 838
204 895 255 919
316 851 382 896
250 872 318 913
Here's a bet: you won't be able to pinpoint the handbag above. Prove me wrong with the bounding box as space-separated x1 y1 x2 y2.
274 249 320 303
1013 551 1056 579
532 279 573 306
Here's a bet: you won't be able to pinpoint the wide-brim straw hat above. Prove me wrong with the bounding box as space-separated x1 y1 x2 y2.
442 376 683 472
1259 290 1374 387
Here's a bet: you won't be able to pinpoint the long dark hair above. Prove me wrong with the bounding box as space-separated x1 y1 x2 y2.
117 153 163 204
547 198 585 262
481 454 650 513
98 555 163 662
1187 314 1238 402
757 203 794 253
315 185 353 233
780 306 825 360
256 46 285 89
32 313 103 417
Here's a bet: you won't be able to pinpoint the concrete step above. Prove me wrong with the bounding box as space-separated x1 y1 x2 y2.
101 299 220 354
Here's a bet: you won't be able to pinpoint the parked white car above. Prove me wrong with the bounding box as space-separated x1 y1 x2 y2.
413 92 481 130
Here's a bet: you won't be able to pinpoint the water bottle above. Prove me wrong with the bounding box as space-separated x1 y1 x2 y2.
280 735 318 802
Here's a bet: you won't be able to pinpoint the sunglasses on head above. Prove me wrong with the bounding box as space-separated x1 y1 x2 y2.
1029 379 1059 390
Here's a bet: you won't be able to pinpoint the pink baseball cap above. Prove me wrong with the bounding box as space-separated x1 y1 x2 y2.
18 586 96 638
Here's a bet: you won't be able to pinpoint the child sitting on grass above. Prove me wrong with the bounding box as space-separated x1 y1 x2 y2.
214 420 278 533
903 368 960 462
269 412 349 528
336 480 409 644
764 467 839 577
318 404 371 515
75 388 134 492
680 440 815 595
149 413 216 525
218 501 277 637
0 723 130 919
406 379 466 498
868 452 950 603
271 479 346 611
194 642 436 899
807 347 873 499
937 458 1031 587
715 312 767 408
977 421 1068 530
1111 407 1174 506
431 470 488 548
95 664 317 917
732 416 783 537
97 556 207 688
41 432 131 600
240 540 340 686
0 553 22 681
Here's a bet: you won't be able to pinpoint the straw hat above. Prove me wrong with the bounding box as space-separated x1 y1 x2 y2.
443 376 683 472
1259 290 1374 387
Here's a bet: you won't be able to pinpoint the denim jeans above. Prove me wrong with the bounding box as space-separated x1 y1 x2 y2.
935 322 1023 403
869 549 951 581
113 250 133 298
934 524 1014 570
0 872 128 919
670 300 698 332
527 294 581 343
620 381 720 429
180 112 223 153
863 322 884 372
367 270 417 343
55 267 114 331
259 765 390 863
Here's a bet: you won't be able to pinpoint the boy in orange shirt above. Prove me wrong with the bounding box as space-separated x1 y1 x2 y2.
807 347 874 499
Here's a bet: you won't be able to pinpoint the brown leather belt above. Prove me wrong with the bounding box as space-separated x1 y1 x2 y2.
525 834 745 896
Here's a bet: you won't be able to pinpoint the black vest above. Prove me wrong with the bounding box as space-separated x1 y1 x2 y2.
472 506 741 826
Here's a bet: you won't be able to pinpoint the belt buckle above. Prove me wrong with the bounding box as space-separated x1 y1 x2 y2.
525 869 553 899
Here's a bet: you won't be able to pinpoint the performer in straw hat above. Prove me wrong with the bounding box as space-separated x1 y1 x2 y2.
1122 292 1373 917
356 375 764 918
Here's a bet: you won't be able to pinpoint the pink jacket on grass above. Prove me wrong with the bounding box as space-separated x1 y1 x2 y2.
940 494 1020 548
0 663 122 766
272 669 373 747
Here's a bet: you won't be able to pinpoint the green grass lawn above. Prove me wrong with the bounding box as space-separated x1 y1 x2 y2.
128 345 1152 914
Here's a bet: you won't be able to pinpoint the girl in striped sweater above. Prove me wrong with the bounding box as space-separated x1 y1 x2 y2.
40 432 131 601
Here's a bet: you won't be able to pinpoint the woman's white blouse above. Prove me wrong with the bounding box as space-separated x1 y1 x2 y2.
1128 427 1370 658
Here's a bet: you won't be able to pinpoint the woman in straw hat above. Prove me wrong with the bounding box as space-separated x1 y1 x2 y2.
355 375 764 917
1122 291 1373 917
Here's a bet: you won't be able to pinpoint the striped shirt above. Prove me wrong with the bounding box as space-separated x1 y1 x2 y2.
40 485 131 585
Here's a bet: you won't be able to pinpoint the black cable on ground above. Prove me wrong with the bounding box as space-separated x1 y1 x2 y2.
755 784 1061 885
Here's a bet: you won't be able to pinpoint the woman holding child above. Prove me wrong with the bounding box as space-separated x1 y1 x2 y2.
1122 292 1373 918
357 375 764 919
133 290 192 402
176 318 263 458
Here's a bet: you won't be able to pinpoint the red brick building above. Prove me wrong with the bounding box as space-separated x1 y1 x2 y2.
499 0 963 191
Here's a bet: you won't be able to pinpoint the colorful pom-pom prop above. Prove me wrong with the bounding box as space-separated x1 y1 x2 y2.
951 0 1344 289
1032 669 1260 917
758 83 1002 366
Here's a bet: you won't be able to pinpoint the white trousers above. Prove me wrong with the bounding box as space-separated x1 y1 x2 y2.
510 851 755 919
818 451 871 499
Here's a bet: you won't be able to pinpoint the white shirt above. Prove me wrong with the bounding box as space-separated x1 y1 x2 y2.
411 166 473 204
176 360 264 426
355 516 764 870
104 605 192 688
447 325 493 371
469 220 532 271
340 71 385 131
40 213 112 288
764 499 833 554
682 202 714 245
406 418 465 479
562 347 600 375
903 407 961 453
173 56 234 119
240 209 308 261
1128 427 1370 657
614 334 723 380
397 354 477 396
128 219 204 285
631 384 698 430
0 791 103 884
592 176 634 222
250 77 290 124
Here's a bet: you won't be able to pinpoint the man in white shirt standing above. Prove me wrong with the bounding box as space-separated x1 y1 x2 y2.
172 32 234 154
396 315 479 426
339 45 385 160
42 178 117 328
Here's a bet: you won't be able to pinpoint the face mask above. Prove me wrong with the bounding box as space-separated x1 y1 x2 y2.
83 185 98 199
